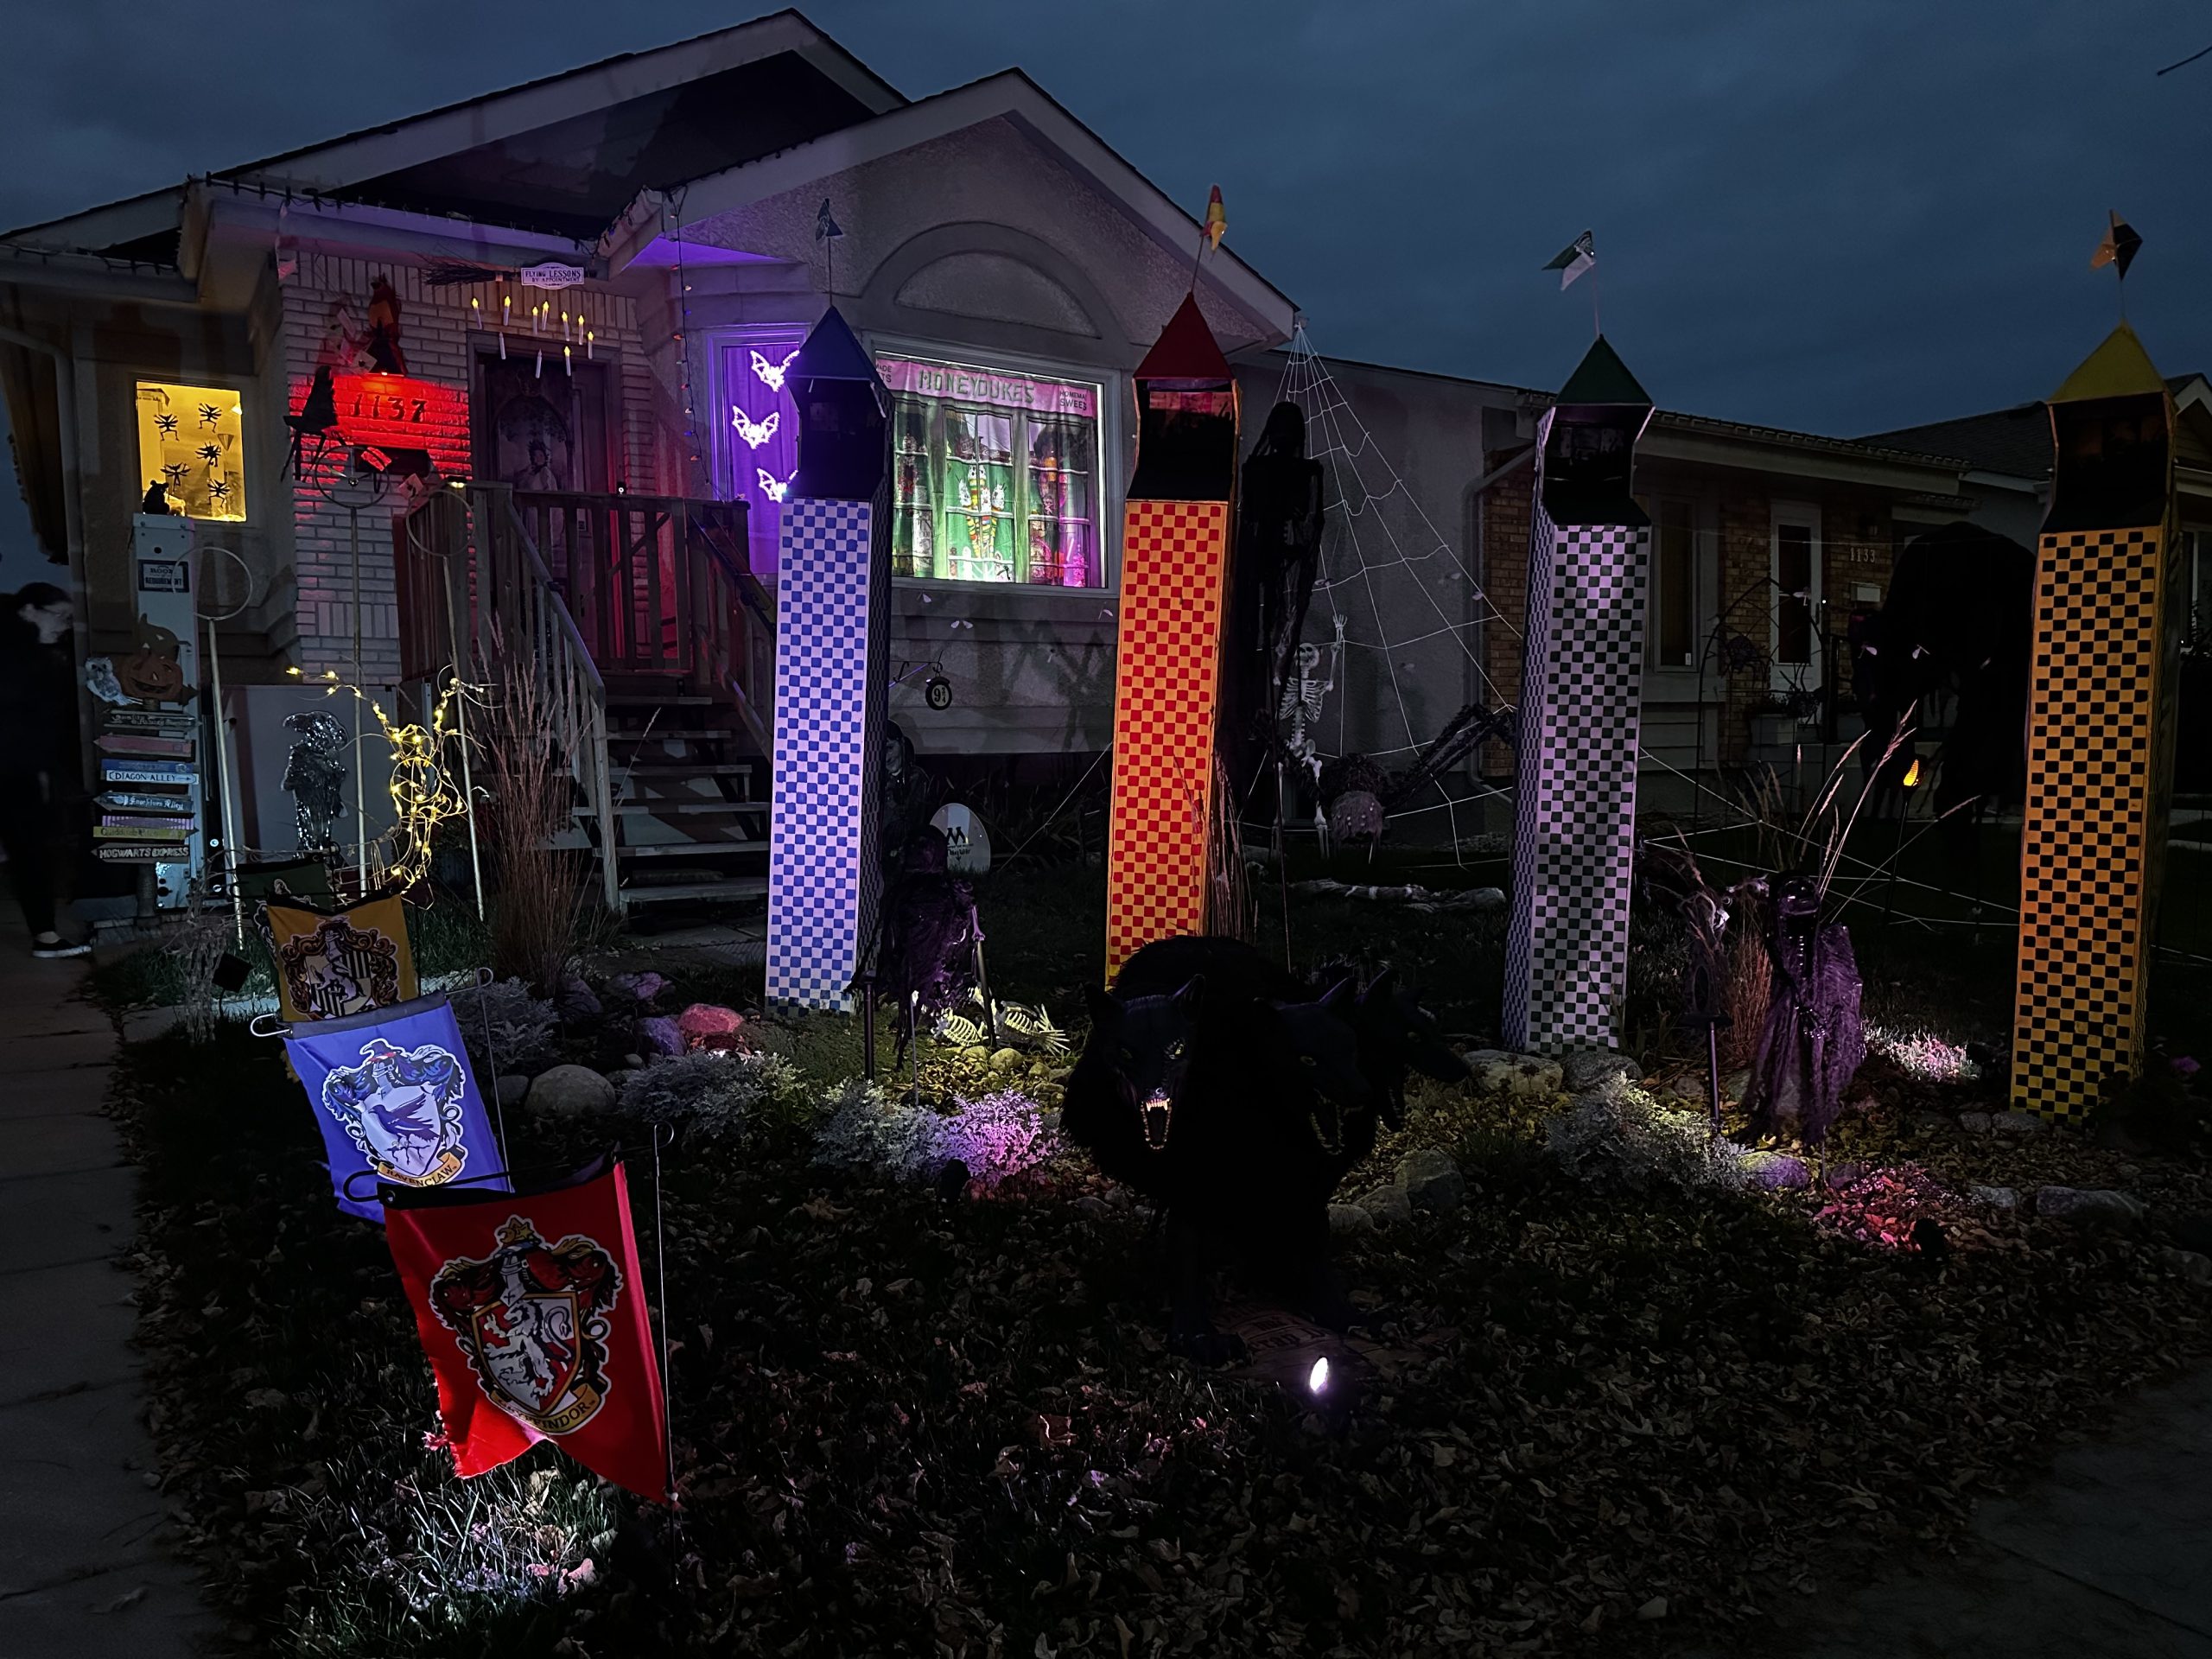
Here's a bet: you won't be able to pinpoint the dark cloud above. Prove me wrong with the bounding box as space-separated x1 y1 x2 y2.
2 0 2206 436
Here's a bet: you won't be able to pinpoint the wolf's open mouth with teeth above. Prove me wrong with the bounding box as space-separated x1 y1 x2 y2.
1141 1088 1174 1150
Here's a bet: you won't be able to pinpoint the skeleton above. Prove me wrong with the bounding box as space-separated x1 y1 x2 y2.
1276 617 1346 838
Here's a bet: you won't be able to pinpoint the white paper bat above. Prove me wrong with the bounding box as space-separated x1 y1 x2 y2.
751 347 800 391
730 405 780 449
757 467 793 504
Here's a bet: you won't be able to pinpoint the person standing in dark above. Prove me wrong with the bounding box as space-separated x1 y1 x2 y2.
0 582 90 957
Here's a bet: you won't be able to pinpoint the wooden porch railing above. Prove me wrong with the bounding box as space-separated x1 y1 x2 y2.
510 490 773 753
397 484 622 912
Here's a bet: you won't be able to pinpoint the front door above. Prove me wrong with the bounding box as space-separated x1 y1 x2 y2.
1770 499 1823 699
473 354 611 493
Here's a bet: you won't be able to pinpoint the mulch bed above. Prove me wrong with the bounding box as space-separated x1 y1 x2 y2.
105 997 2212 1657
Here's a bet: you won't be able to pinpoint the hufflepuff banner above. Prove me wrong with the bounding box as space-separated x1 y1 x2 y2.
266 894 419 1024
284 994 505 1224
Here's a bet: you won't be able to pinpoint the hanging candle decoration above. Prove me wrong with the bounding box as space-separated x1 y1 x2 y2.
1103 293 1239 979
1501 336 1656 1054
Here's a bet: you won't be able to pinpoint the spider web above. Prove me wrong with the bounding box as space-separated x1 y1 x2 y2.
1271 324 1521 841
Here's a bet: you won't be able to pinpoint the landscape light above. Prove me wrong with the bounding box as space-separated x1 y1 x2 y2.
1307 1357 1330 1395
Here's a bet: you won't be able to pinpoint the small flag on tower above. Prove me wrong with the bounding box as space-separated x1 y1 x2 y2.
1544 231 1596 289
2090 210 2141 280
815 199 844 243
1204 186 1227 251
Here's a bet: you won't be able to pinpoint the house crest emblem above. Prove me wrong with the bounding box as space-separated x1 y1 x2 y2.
429 1217 623 1434
320 1036 469 1187
281 915 400 1019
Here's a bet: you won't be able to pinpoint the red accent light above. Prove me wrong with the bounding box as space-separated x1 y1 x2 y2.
293 372 471 480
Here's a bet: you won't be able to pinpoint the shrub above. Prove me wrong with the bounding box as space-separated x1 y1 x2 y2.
812 1080 1064 1189
612 1050 804 1140
1543 1077 1745 1196
448 976 559 1077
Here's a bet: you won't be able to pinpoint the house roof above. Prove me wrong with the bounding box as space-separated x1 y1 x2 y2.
616 69 1299 345
3 10 904 255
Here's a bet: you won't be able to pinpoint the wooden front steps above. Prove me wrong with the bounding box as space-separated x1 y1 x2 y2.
590 678 770 912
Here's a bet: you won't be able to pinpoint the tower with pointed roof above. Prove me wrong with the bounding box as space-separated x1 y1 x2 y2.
2010 323 2183 1118
1103 294 1242 977
765 305 893 1013
1501 335 1656 1053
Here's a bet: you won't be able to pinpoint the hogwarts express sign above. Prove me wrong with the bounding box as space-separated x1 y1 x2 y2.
296 373 473 479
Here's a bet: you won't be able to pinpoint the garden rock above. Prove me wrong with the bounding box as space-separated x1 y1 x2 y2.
677 1002 746 1052
637 1015 684 1058
2035 1185 2146 1226
494 1075 530 1109
2158 1247 2212 1287
1912 1112 1955 1135
527 1064 617 1116
1969 1184 2018 1211
1463 1049 1563 1100
556 976 602 1019
1328 1202 1376 1236
1073 1195 1112 1221
989 1047 1023 1073
1560 1049 1643 1091
1737 1150 1812 1191
1993 1110 2049 1135
1396 1147 1466 1214
1360 1185 1414 1227
1958 1111 1993 1133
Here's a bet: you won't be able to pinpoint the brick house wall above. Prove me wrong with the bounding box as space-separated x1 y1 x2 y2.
276 253 661 683
1476 448 1901 772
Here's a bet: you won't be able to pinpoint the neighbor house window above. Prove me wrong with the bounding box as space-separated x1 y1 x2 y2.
880 357 1103 587
136 380 245 520
1648 498 1696 669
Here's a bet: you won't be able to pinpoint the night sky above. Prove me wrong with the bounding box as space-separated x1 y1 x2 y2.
0 0 2205 573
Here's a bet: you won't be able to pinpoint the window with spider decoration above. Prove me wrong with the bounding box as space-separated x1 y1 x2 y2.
137 381 246 520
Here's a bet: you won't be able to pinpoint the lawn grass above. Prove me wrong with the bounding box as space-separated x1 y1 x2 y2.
101 836 2212 1656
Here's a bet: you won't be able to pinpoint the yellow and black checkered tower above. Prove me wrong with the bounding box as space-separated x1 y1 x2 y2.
2010 323 2183 1119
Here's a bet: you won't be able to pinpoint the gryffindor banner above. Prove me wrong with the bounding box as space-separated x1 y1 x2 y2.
382 1154 670 1502
265 893 419 1025
283 994 505 1224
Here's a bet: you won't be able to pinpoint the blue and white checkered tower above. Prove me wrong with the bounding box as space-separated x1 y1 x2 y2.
1502 337 1655 1053
766 308 892 1013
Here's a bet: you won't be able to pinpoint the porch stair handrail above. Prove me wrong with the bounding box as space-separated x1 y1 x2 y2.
400 481 622 913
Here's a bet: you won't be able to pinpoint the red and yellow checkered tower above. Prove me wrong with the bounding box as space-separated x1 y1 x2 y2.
2010 323 2183 1119
1104 295 1241 979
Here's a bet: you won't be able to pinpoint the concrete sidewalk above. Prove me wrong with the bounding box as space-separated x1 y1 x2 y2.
0 930 212 1655
1688 1365 2212 1657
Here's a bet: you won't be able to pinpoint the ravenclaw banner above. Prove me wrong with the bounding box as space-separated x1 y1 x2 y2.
283 994 505 1223
383 1154 670 1503
265 893 418 1024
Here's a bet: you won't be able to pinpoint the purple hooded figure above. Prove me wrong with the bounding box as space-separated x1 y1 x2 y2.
1742 874 1866 1148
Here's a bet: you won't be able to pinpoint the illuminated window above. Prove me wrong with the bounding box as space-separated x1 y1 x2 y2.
137 381 245 521
880 357 1103 587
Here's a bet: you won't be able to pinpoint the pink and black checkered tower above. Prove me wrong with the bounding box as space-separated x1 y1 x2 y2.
765 308 892 1013
1502 338 1655 1053
1103 295 1241 980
